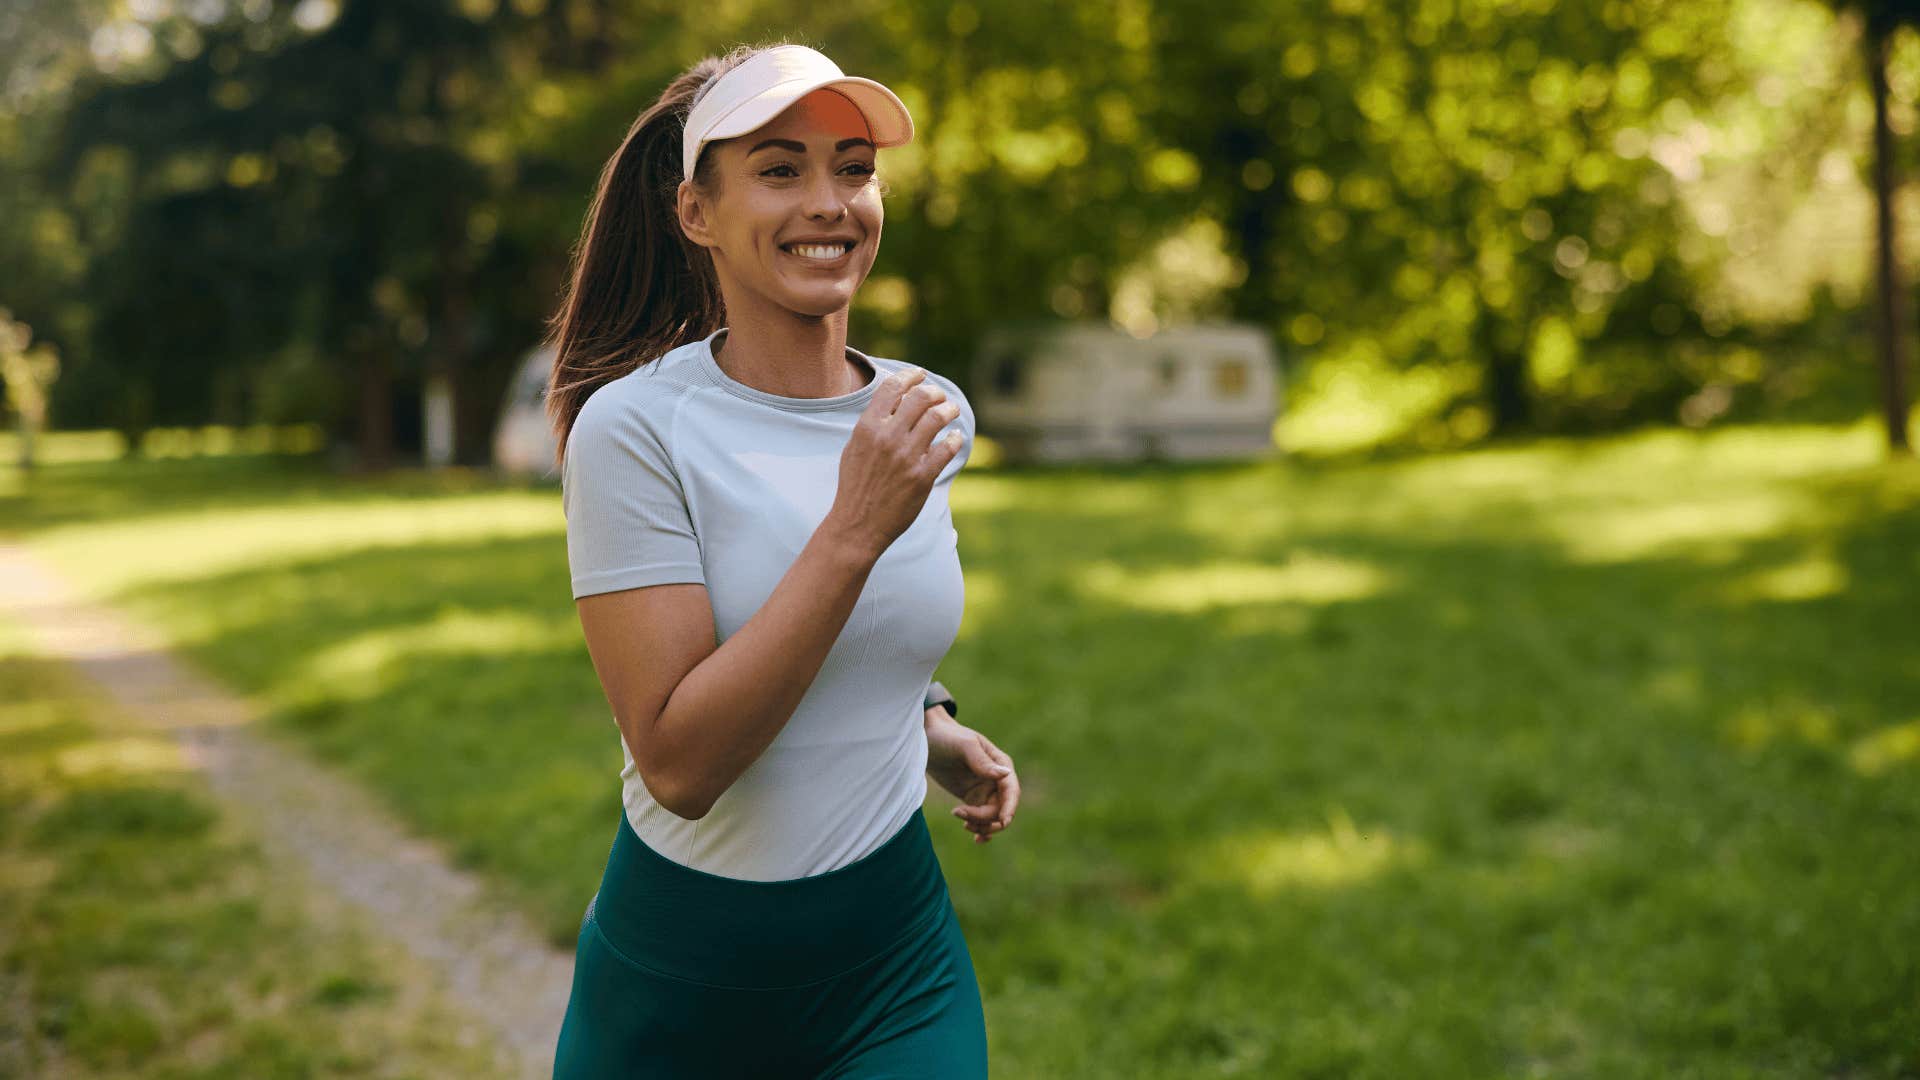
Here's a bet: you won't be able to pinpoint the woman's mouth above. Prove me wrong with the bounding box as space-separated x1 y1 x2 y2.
780 241 855 268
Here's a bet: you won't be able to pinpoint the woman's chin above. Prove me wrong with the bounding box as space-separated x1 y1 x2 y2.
778 282 861 318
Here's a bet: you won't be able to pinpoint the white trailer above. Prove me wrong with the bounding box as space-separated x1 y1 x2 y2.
975 321 1282 464
492 344 558 480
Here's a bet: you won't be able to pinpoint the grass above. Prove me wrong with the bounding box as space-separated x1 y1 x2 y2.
0 617 510 1078
4 419 1919 1077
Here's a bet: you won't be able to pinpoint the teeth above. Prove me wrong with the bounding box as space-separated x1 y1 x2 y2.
787 243 848 261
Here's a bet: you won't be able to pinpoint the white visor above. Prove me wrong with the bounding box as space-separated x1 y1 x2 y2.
682 45 914 180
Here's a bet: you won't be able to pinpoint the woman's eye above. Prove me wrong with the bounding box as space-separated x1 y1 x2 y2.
760 162 875 178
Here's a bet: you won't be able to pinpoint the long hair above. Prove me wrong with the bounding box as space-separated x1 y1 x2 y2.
542 40 796 468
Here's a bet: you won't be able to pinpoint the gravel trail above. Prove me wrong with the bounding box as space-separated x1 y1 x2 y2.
0 542 576 1079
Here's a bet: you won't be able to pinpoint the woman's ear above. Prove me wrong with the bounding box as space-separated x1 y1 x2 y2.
677 180 716 250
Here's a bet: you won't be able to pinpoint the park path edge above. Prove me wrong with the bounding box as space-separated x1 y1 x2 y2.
0 541 576 1080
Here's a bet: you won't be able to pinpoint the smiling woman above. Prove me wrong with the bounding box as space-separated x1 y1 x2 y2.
541 40 1009 1080
679 86 893 370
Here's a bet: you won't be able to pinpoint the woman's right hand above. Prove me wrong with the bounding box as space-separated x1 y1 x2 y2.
827 366 964 560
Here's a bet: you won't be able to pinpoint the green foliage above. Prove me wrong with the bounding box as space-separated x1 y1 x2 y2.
1 0 1912 456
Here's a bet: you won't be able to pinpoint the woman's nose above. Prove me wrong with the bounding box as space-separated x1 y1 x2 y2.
803 171 848 221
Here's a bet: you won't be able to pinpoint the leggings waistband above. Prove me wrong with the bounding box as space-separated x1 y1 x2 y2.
588 807 948 990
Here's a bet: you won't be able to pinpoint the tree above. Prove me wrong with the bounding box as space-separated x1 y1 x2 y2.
1150 0 1744 441
1854 0 1920 455
44 0 520 467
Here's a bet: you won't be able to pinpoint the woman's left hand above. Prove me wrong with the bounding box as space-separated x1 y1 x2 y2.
924 708 1020 844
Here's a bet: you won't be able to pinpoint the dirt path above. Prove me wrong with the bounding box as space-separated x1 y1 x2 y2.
0 542 576 1079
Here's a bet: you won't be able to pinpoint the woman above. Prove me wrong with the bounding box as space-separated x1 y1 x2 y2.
544 41 1020 1078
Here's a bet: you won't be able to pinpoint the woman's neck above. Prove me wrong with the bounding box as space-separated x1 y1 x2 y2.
710 304 871 399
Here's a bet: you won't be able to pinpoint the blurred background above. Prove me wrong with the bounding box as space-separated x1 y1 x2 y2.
5 0 1919 465
2 1 1918 1078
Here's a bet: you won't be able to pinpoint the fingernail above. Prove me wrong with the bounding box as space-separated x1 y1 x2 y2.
994 765 1010 774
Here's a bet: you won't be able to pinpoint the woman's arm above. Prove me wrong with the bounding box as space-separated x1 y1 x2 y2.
580 517 881 820
923 703 1020 844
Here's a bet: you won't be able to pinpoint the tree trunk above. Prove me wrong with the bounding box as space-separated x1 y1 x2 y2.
356 344 393 471
1479 308 1531 435
426 197 470 469
1867 20 1913 456
457 356 506 469
1218 121 1289 328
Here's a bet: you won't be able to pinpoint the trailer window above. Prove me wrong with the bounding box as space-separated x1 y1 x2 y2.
1213 356 1248 397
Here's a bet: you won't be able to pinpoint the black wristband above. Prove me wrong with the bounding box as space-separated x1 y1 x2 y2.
923 680 958 718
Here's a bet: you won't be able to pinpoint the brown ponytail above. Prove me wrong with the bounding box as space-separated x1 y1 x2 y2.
542 39 799 468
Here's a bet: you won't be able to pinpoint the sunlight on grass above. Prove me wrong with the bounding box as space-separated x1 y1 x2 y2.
1195 807 1428 896
0 424 326 467
1189 421 1906 563
0 429 128 466
1383 418 1888 492
1551 490 1817 563
1721 699 1840 752
1721 546 1849 602
955 570 1005 639
1720 700 1919 778
33 492 565 596
1671 418 1894 477
0 701 69 737
290 609 575 700
1279 419 1903 549
136 423 326 458
1848 720 1920 776
53 736 192 781
1551 420 1887 482
9 418 1920 1076
1074 551 1391 612
0 619 511 1077
950 472 1024 514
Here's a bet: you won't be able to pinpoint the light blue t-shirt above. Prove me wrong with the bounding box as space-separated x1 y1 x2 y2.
562 326 972 881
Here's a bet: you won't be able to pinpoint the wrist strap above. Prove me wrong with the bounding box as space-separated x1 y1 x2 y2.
923 680 958 718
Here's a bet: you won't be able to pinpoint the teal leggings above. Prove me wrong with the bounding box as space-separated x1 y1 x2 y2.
552 806 989 1078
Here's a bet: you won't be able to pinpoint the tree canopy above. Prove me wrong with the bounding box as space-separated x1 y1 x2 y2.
0 0 1912 461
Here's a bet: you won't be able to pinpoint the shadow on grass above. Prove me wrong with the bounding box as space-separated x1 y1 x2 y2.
0 651 510 1077
85 532 612 947
0 453 553 536
922 456 1920 1075
27 442 1920 1076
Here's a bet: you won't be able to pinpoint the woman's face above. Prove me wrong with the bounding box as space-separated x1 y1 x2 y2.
680 87 884 320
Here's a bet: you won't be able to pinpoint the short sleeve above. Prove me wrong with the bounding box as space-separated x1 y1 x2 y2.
926 372 974 482
561 388 707 599
953 382 975 473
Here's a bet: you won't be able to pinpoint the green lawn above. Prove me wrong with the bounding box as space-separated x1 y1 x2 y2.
0 616 509 1078
4 419 1918 1078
